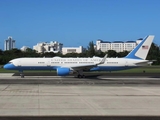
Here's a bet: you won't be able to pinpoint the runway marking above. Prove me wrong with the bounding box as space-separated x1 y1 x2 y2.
126 86 160 96
99 77 160 80
2 85 10 91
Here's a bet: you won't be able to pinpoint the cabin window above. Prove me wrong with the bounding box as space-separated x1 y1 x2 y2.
38 62 45 64
107 62 118 64
51 62 59 64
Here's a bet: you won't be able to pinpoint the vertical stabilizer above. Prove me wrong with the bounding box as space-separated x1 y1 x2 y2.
125 35 154 60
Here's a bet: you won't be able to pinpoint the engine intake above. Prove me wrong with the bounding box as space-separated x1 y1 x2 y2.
57 67 72 76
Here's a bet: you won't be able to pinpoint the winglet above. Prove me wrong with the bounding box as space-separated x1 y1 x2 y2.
97 54 108 65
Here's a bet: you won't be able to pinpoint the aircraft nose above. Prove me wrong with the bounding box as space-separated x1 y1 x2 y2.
3 63 16 70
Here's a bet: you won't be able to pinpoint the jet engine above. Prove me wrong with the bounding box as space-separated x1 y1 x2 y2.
57 67 72 76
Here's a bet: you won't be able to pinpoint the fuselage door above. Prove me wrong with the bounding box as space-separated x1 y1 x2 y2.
18 60 21 67
47 59 51 67
125 61 128 67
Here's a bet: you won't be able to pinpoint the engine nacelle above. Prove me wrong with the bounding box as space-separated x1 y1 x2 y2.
57 67 71 76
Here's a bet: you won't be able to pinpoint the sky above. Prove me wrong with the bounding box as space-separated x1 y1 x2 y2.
0 0 160 50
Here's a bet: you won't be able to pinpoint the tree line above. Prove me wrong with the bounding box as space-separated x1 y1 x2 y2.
0 41 160 65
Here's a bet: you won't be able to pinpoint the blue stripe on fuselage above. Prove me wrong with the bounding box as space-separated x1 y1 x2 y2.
3 63 60 70
90 66 138 71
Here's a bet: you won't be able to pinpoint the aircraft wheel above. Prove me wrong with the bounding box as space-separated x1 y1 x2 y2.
20 74 24 78
77 75 80 78
82 75 86 78
77 75 85 78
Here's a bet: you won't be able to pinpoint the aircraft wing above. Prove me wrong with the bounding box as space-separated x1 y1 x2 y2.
62 54 108 71
70 64 97 71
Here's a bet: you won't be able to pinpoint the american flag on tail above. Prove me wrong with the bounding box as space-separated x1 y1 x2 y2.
142 45 148 49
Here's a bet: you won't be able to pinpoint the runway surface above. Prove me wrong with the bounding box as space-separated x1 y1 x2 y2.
0 73 160 85
0 73 160 119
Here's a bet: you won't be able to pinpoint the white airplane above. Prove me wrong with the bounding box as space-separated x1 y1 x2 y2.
4 35 154 78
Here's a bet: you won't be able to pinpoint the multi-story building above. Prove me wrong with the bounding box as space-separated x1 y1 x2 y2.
96 39 111 52
33 41 63 53
136 38 143 44
111 41 124 52
96 38 142 52
4 36 16 51
32 38 142 54
20 46 30 52
124 41 137 51
62 46 83 55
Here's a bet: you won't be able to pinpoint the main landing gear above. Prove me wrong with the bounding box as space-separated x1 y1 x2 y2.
77 74 86 78
19 71 24 78
76 70 86 78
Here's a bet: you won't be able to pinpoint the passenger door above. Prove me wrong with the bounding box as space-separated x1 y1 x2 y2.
17 60 21 67
47 59 51 69
125 60 128 67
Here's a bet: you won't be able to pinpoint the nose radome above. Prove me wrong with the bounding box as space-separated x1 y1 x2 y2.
3 63 16 70
3 64 9 69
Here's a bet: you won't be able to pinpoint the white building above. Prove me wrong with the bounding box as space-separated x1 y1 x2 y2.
33 41 63 53
96 39 111 52
62 46 83 55
4 36 16 51
96 38 143 52
20 46 30 52
111 41 124 52
136 38 143 44
124 41 137 51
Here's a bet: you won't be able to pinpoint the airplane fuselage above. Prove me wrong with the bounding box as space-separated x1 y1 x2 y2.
5 57 148 71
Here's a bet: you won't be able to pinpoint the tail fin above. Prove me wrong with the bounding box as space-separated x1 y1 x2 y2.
125 35 154 60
